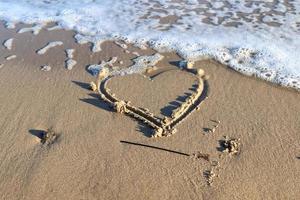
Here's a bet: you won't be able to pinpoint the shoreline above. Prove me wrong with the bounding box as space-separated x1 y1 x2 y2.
1 20 299 92
0 21 299 199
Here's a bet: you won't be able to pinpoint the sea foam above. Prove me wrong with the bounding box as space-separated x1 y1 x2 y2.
36 41 63 55
0 0 299 89
3 38 13 50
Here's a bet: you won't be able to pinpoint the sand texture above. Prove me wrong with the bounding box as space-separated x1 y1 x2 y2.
0 21 299 200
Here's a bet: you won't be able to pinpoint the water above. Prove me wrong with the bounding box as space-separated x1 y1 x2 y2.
0 0 299 89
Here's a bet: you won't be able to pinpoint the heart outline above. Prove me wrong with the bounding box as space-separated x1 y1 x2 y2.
97 68 208 137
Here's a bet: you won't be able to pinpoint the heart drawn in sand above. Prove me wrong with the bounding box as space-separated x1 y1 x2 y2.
96 67 208 138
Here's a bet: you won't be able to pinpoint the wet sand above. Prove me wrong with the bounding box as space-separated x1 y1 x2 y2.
0 21 299 200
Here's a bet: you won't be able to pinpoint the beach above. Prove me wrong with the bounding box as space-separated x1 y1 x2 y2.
0 19 299 199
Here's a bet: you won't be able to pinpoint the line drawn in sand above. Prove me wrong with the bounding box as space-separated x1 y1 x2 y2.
120 140 211 163
92 53 209 138
120 140 190 156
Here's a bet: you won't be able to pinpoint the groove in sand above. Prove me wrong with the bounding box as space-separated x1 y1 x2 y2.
96 65 208 138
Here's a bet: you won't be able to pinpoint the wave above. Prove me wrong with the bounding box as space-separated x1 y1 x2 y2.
0 0 299 89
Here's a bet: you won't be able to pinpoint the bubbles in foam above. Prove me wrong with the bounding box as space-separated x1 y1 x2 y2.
0 0 299 90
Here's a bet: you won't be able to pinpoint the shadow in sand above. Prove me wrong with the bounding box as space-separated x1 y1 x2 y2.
160 83 198 117
29 128 61 145
120 140 190 156
216 139 226 152
203 127 212 133
72 80 111 112
149 68 177 79
28 129 45 140
72 80 91 90
81 97 155 137
168 101 181 107
169 61 181 68
177 93 191 102
160 103 178 117
136 122 154 138
80 93 112 112
74 78 209 138
160 93 192 117
72 80 152 137
189 84 198 92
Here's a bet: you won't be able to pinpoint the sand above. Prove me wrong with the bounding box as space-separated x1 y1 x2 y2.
0 21 299 200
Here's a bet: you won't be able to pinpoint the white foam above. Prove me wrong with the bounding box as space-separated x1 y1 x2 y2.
5 55 16 60
18 24 44 35
0 0 300 90
87 57 118 76
114 41 128 49
87 64 102 76
47 25 61 31
3 38 13 50
36 41 63 55
65 59 77 70
65 49 76 70
132 52 140 57
5 22 15 29
66 49 75 59
87 53 163 77
112 53 164 76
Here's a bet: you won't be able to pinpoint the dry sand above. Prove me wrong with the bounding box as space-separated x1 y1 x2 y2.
0 21 299 200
